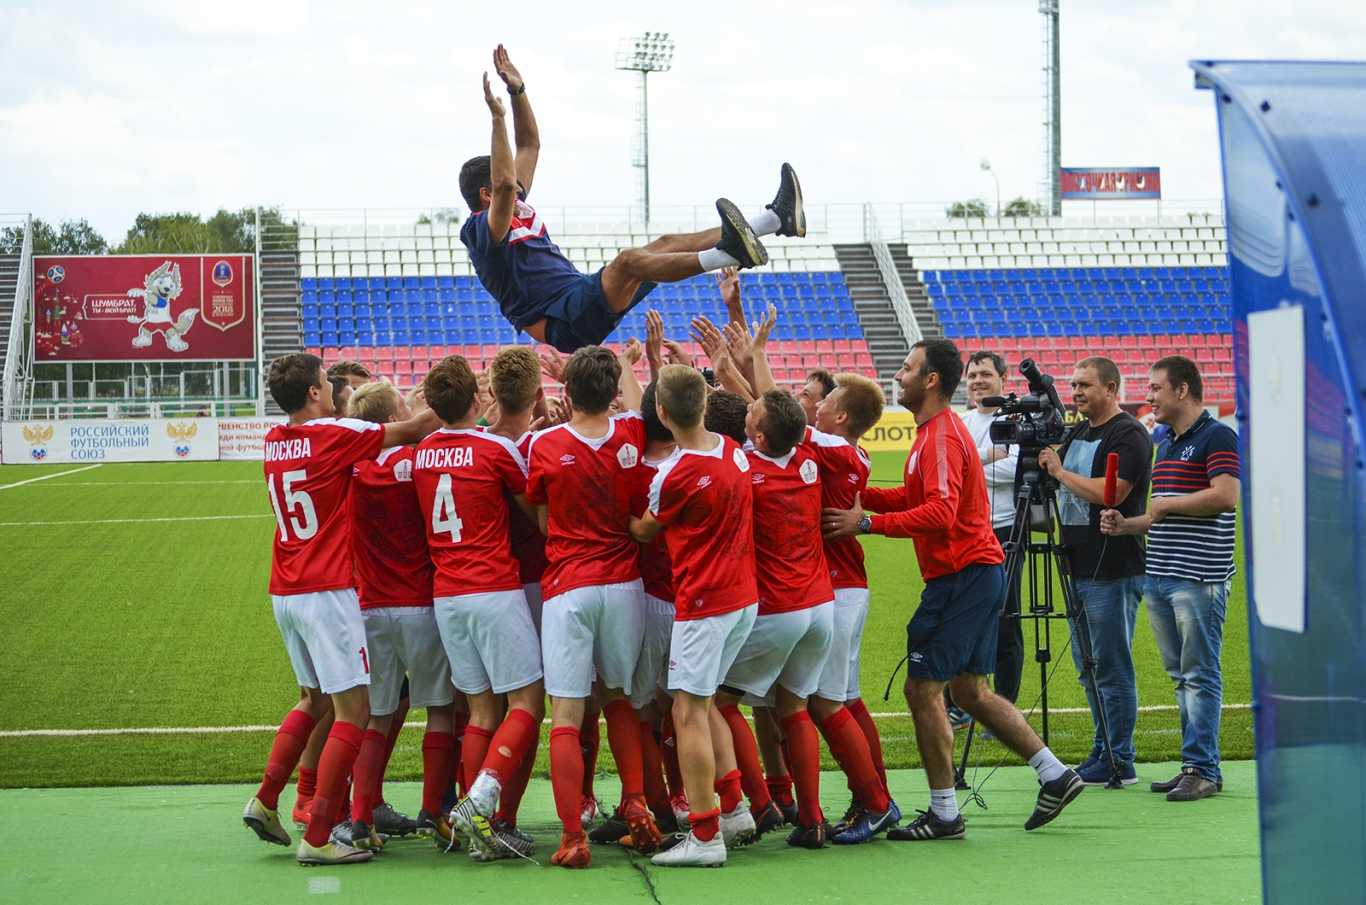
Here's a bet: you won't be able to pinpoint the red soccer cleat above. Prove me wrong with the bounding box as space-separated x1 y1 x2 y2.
622 796 663 854
551 830 591 869
291 800 312 831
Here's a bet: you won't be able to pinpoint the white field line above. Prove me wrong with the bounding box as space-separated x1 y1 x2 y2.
0 514 272 527
0 703 1253 739
0 464 103 490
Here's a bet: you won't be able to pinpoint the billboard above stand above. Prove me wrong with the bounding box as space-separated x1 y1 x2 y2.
1060 167 1162 199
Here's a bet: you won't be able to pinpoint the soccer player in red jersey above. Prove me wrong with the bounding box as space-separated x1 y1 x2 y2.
630 365 759 868
411 356 546 863
525 345 662 867
341 381 453 850
243 353 437 866
824 340 1084 840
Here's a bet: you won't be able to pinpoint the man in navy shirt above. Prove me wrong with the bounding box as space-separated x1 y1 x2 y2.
460 46 806 353
1101 355 1240 802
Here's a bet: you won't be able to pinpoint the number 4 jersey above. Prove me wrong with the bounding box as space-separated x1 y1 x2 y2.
413 427 530 597
264 417 384 596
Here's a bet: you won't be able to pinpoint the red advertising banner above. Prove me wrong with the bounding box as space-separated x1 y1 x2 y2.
1059 167 1162 199
32 255 255 362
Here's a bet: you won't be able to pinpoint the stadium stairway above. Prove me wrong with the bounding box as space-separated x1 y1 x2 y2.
0 253 19 414
889 244 942 339
834 244 911 391
259 246 303 416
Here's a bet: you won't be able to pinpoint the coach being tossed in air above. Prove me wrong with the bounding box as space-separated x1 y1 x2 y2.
823 339 1084 840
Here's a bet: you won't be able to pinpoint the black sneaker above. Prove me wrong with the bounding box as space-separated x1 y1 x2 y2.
715 198 769 269
777 800 799 826
1165 768 1220 802
753 800 786 838
887 810 965 841
371 802 419 837
830 798 860 836
1024 768 1085 831
1152 768 1224 795
588 810 630 844
766 163 806 238
785 821 829 849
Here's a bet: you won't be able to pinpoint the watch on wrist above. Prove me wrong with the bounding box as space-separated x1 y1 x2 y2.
508 83 526 96
858 514 873 534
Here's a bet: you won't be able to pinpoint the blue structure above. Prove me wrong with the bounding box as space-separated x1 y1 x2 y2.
1195 60 1366 904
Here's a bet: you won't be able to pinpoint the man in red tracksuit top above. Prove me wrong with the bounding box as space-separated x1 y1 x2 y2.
823 339 1084 841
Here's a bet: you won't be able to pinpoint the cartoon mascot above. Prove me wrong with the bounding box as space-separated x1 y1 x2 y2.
127 261 197 352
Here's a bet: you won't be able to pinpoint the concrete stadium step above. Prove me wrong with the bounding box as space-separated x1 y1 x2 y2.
260 245 302 417
0 254 20 415
833 244 908 395
889 244 942 340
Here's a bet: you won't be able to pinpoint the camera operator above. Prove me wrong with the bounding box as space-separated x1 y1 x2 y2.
1101 356 1239 802
1036 356 1152 786
962 352 1024 704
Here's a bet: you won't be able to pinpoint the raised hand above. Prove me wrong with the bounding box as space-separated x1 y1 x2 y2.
645 309 664 376
483 72 505 117
539 347 566 383
493 44 524 92
662 339 694 369
722 319 754 373
689 316 727 365
751 303 778 348
621 337 644 366
714 266 741 311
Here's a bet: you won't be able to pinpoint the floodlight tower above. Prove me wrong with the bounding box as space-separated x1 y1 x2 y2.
1040 0 1061 215
615 31 675 226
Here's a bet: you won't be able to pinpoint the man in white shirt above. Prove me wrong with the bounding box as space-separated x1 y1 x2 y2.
960 351 1024 703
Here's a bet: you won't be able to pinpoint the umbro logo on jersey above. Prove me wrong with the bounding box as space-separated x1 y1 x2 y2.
696 475 713 489
618 443 639 469
847 473 859 483
559 454 576 466
909 651 924 663
799 459 819 485
751 473 766 485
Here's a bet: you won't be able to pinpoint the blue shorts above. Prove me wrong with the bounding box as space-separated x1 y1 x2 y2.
905 562 1006 681
542 269 657 353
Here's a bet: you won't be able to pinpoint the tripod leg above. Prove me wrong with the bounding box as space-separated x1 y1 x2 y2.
954 721 975 790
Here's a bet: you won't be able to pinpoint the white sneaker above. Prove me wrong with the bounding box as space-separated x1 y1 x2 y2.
720 805 756 848
650 830 726 867
296 838 373 865
243 796 291 846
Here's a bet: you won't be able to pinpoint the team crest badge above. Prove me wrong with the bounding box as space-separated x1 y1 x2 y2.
800 458 818 484
211 259 233 287
23 424 53 460
617 443 639 469
393 458 413 482
167 421 198 458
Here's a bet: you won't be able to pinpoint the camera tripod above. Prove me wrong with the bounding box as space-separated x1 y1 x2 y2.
954 451 1126 790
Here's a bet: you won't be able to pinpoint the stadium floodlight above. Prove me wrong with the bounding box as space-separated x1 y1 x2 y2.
616 32 676 225
980 159 1002 221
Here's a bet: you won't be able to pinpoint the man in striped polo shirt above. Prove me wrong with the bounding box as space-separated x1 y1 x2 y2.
1100 356 1240 802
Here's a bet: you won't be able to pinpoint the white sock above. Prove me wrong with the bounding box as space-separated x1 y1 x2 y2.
748 208 782 236
698 247 740 272
1028 747 1067 783
929 788 959 821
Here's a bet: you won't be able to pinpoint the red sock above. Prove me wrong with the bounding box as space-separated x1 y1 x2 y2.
461 725 494 794
718 705 772 812
452 710 470 794
256 709 315 810
602 699 645 798
579 711 600 798
495 737 538 826
660 714 685 799
766 773 795 809
639 721 672 821
780 712 825 827
550 726 585 833
375 712 404 805
420 731 456 817
846 698 888 792
689 806 721 843
480 708 538 783
350 728 387 825
820 708 889 813
295 767 318 811
714 769 743 814
304 721 364 847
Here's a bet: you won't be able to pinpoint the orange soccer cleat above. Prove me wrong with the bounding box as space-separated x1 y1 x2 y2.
622 795 663 854
550 830 591 869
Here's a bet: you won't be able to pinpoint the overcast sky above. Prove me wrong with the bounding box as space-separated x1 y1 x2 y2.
2 0 1363 241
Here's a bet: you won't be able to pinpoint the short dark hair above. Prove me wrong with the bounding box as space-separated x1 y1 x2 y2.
806 368 836 398
423 356 479 423
268 353 325 414
757 390 807 456
912 339 963 399
640 380 674 444
705 390 748 443
563 346 620 415
966 350 1007 377
327 359 371 380
459 156 492 212
1152 355 1204 402
1077 356 1122 395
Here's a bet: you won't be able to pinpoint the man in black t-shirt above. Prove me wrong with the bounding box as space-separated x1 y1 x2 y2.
1038 356 1153 786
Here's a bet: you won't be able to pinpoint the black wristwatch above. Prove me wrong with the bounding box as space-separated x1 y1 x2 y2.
858 515 873 534
508 83 526 96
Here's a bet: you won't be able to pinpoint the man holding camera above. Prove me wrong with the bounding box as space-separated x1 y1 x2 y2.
1037 357 1152 786
1101 356 1239 802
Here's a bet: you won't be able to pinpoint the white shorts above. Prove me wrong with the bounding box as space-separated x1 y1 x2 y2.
361 607 453 715
272 588 371 695
541 580 645 699
816 587 871 702
630 594 676 709
523 582 543 635
726 602 835 703
668 604 759 698
434 589 544 695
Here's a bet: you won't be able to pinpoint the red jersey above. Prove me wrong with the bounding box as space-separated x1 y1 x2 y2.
746 445 834 614
631 451 676 603
803 426 872 589
648 434 758 621
507 431 548 584
264 417 385 596
861 408 1003 581
413 428 528 598
526 414 645 598
350 446 436 608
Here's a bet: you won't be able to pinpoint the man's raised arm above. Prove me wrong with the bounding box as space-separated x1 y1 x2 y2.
493 44 540 197
482 72 519 243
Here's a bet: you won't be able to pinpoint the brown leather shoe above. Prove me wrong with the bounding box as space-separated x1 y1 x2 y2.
1153 768 1223 795
1166 769 1220 801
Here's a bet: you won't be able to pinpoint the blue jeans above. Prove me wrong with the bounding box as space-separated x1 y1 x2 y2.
1070 576 1143 765
1145 576 1228 782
